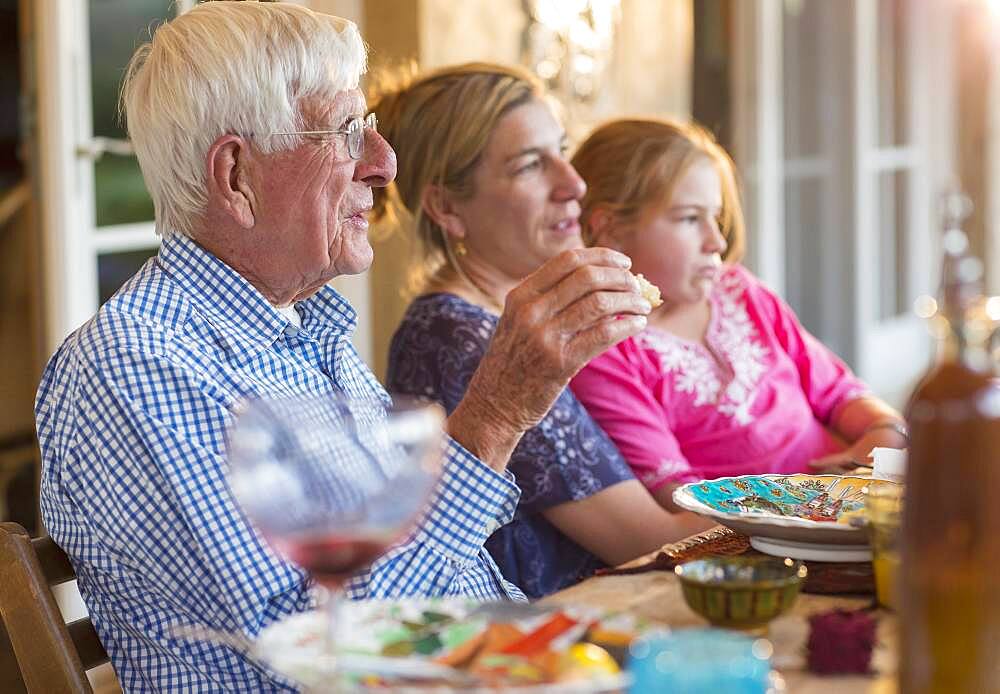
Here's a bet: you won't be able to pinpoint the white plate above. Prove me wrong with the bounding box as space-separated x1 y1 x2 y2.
672 474 878 558
749 536 873 562
255 599 635 693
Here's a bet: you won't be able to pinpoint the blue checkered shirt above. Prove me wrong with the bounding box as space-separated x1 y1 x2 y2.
36 234 525 692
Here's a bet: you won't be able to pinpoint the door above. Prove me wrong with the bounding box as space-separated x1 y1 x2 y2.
34 0 194 353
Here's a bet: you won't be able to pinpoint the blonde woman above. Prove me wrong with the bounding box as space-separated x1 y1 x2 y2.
570 118 907 511
372 65 711 598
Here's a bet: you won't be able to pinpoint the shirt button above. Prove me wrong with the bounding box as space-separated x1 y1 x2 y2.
284 324 300 337
484 519 501 535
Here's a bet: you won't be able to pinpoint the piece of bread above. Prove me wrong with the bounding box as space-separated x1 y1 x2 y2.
634 273 663 307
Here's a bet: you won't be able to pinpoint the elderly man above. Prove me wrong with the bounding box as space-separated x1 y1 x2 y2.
34 2 650 691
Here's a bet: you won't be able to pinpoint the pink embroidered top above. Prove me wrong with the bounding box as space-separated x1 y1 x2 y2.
570 265 870 491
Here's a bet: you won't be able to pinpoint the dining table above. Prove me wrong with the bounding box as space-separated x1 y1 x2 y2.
541 527 898 694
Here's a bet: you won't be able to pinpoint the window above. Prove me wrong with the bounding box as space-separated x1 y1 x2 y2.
36 0 194 348
732 0 945 405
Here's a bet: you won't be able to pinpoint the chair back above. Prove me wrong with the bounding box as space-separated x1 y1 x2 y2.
0 522 109 693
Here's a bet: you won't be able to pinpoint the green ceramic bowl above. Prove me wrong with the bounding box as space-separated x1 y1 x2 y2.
674 556 807 629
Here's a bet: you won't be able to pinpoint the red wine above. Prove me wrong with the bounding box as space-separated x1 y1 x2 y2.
277 534 391 588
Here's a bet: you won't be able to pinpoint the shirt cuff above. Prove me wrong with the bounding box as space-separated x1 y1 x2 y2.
639 459 701 492
410 436 521 566
825 388 876 426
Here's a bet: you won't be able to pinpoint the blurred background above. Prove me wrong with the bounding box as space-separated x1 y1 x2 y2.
2 0 998 534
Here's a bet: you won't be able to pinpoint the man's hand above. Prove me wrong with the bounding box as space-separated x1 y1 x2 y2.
448 248 651 470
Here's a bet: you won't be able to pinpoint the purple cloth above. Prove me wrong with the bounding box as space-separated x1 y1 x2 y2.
387 293 635 598
571 265 870 491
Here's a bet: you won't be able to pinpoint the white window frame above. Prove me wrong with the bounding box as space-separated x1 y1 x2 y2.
733 0 945 407
36 0 194 355
851 0 935 402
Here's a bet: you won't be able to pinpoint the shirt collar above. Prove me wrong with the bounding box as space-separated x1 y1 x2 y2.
297 284 358 336
157 234 357 355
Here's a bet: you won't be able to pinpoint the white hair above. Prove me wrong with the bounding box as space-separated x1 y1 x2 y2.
120 1 368 239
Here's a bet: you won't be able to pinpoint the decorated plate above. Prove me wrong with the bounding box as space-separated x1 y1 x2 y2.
255 599 644 692
672 475 873 549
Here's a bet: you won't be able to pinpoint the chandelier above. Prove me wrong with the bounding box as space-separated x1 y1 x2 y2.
522 0 622 104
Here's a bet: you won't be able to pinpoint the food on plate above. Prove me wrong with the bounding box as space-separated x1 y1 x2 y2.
362 604 641 688
561 642 621 680
255 600 646 690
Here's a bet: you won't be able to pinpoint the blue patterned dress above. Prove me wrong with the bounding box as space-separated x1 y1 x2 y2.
387 293 636 598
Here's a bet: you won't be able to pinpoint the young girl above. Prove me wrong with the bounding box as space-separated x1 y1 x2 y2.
570 118 907 510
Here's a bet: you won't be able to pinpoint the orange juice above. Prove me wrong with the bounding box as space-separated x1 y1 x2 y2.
872 551 899 610
865 481 902 611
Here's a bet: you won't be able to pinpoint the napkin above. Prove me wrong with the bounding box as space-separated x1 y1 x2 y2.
871 447 906 483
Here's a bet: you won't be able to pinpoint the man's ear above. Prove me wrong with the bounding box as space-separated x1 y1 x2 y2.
421 184 467 240
206 134 256 229
588 206 622 250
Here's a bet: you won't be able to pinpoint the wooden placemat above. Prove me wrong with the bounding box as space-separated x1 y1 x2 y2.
598 527 875 596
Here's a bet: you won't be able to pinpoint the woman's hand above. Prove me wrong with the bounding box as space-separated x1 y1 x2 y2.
809 403 908 473
448 248 651 470
808 431 883 473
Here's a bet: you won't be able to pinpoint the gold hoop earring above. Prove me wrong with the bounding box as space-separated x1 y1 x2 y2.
454 240 467 257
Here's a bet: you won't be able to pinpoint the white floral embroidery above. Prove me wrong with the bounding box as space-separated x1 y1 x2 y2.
640 272 769 425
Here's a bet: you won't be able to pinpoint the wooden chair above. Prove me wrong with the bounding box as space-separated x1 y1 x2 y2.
0 522 109 693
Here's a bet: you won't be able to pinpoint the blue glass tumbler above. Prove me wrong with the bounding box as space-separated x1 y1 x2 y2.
627 628 774 694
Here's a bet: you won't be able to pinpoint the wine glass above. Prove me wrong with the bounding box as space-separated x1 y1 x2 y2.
227 392 445 682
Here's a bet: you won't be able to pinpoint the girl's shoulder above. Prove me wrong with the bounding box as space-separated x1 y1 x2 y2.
712 264 785 317
714 263 760 296
586 329 663 381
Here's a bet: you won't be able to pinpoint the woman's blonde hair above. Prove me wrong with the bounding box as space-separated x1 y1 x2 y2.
369 62 545 293
571 118 745 262
121 2 366 239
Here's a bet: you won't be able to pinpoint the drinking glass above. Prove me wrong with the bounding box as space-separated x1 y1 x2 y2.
865 480 904 610
627 629 780 693
227 392 445 679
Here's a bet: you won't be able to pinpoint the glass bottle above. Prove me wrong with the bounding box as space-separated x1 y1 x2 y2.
898 192 1000 693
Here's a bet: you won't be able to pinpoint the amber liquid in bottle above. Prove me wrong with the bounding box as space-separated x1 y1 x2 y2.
900 359 1000 692
898 204 1000 693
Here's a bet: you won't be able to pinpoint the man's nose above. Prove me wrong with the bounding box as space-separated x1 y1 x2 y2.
355 131 397 187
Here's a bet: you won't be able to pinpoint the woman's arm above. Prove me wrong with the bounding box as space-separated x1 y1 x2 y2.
742 268 905 469
652 481 691 513
809 396 907 471
542 480 715 566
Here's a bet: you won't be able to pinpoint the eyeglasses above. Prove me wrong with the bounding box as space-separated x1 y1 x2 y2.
268 113 378 160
